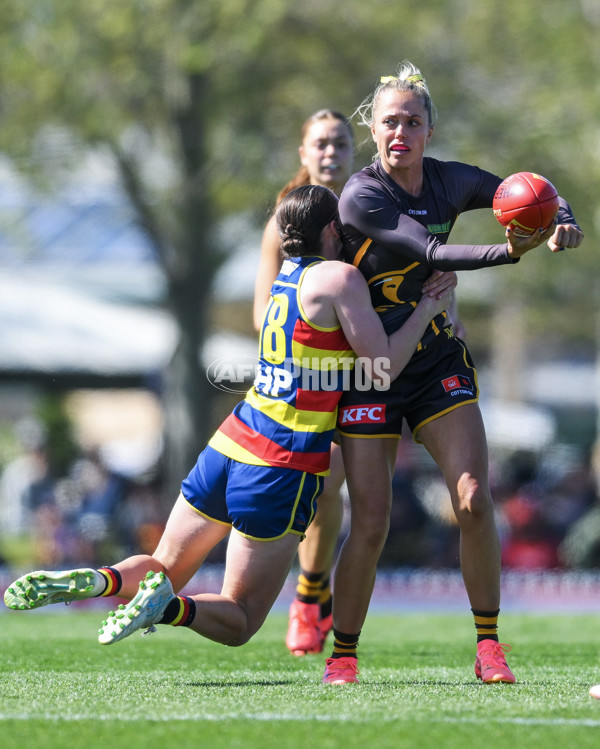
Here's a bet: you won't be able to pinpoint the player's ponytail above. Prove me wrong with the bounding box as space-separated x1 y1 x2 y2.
275 185 338 258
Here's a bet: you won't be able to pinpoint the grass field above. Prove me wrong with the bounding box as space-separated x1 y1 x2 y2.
2 607 600 748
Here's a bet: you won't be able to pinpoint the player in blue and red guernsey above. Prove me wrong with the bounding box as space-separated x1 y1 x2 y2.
4 185 455 666
323 60 584 686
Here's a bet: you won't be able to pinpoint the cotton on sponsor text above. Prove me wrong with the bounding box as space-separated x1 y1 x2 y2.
441 374 474 396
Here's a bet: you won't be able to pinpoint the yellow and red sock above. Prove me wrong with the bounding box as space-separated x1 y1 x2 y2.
160 596 196 627
97 567 122 597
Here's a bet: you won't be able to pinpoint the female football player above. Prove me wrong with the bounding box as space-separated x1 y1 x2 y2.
5 185 457 656
322 60 583 685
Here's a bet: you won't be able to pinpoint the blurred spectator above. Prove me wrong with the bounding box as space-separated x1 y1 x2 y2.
0 417 53 538
500 491 561 570
113 480 166 557
559 440 600 568
28 450 128 567
492 450 560 570
0 412 167 568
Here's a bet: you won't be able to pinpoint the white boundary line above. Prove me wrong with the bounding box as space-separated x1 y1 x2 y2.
1 712 599 726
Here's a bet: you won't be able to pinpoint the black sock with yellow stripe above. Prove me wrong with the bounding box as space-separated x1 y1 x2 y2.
330 628 360 659
319 576 332 620
472 608 500 642
159 596 196 627
97 567 122 597
296 569 323 605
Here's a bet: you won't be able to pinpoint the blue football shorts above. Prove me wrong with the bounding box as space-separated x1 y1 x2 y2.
180 445 322 540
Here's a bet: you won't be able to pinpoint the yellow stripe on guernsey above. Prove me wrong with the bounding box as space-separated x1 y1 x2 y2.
290 339 353 369
208 429 271 466
245 387 337 433
352 237 372 268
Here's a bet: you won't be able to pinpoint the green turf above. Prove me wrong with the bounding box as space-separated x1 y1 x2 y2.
1 607 600 748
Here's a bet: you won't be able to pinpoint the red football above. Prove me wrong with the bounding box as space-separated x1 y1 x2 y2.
493 172 559 236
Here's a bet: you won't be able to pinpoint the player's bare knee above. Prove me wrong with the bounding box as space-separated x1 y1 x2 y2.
222 602 263 646
351 514 389 552
454 478 492 520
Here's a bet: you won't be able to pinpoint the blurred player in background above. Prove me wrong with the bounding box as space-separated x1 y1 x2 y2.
5 185 457 658
322 60 583 685
253 110 353 656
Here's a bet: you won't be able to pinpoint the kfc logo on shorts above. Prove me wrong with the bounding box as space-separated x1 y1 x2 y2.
338 404 386 425
441 374 474 393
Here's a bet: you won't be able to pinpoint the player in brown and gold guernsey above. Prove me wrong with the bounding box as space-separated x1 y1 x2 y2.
321 60 584 686
254 108 468 657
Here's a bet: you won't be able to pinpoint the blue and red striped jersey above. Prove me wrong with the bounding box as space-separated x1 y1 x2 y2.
209 255 355 475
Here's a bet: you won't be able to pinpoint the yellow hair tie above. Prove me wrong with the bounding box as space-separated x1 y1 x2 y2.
380 73 424 85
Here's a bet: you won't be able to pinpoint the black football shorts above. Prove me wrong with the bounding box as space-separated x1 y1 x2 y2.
337 329 479 442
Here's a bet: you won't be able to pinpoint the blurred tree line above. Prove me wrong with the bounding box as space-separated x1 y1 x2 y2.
0 0 597 490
